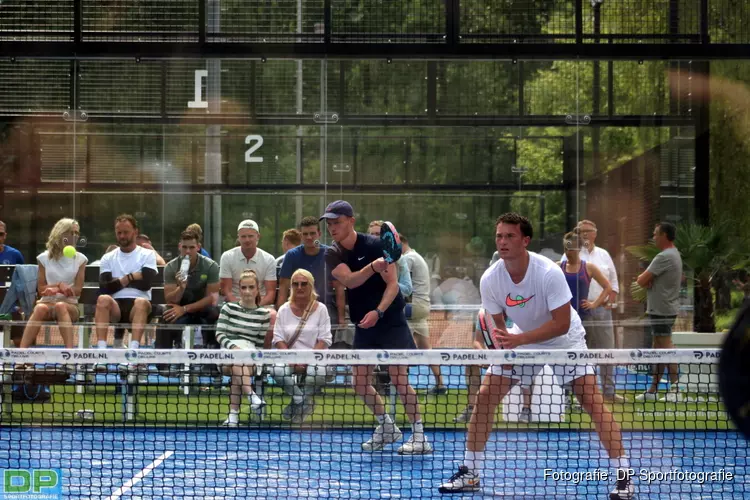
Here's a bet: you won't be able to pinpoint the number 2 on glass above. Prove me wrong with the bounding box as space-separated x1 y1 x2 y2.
245 135 264 163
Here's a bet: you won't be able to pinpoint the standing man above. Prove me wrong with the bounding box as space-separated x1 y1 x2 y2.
635 222 683 402
438 213 632 499
219 220 277 307
322 200 432 455
94 214 158 350
400 234 446 395
276 216 347 331
0 221 24 264
564 219 624 403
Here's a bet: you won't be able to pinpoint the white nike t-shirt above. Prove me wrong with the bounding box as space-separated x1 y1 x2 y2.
480 251 585 348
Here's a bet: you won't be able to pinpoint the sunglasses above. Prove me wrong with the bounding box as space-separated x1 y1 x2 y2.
292 281 309 288
240 285 256 290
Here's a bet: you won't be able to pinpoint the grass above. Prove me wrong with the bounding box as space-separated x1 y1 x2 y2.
6 384 734 433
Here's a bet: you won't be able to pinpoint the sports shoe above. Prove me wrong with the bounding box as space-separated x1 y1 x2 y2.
660 387 682 403
249 400 266 421
222 412 240 427
453 405 473 424
362 423 403 452
635 391 659 402
438 465 480 494
282 401 301 421
518 406 532 423
398 434 433 455
427 386 448 396
604 393 627 404
609 477 635 499
292 400 316 424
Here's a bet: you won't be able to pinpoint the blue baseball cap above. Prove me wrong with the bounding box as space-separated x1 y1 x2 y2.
319 200 354 220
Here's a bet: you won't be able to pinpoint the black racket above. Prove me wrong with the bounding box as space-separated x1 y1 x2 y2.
719 300 750 440
380 221 402 263
478 308 498 350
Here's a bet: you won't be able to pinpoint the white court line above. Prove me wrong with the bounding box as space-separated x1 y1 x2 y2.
105 450 174 500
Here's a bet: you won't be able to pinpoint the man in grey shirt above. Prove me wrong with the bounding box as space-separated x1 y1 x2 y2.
635 221 683 402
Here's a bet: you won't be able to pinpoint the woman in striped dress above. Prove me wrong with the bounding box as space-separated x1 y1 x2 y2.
216 269 274 426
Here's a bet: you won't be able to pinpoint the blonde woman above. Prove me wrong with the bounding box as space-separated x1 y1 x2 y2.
216 270 274 426
270 269 332 423
20 218 87 349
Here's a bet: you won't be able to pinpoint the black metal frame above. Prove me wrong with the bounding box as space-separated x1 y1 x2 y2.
0 0 745 60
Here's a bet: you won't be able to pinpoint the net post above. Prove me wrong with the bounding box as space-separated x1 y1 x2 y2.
75 323 90 394
0 321 10 419
181 326 195 395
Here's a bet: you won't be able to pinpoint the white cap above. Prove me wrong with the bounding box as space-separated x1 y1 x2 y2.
237 219 260 233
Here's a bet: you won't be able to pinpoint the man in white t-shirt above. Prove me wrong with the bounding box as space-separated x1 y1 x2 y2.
438 213 633 500
219 220 277 307
95 214 158 350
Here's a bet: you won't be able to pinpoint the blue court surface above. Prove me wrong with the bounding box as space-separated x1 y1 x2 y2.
1 428 747 499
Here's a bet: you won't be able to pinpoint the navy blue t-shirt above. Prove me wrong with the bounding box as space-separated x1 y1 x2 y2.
325 233 405 325
279 244 334 306
0 245 24 265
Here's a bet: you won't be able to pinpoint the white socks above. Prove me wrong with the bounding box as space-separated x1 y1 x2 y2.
464 450 485 474
249 393 264 407
97 340 107 349
129 340 139 350
412 420 424 436
97 340 140 349
376 413 394 426
611 456 630 473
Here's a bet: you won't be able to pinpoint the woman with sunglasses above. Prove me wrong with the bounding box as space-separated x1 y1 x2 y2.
216 269 274 426
19 218 87 349
270 268 332 423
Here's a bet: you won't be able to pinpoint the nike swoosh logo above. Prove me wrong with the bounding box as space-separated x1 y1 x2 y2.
505 294 535 307
358 256 365 261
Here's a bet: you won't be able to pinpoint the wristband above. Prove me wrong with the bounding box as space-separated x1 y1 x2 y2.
370 262 375 273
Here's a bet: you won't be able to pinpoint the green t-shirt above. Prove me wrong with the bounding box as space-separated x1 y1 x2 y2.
164 254 220 306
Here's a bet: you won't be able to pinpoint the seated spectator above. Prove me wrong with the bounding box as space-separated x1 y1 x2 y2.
19 218 87 349
216 270 274 426
270 269 332 424
186 223 211 258
275 228 301 279
0 220 25 265
159 230 221 373
136 234 167 265
94 214 157 351
219 219 277 307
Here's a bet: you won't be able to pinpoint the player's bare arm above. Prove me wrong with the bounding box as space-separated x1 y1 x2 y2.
331 262 377 290
496 304 570 348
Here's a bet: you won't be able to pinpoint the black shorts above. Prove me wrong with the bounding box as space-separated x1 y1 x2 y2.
649 314 677 338
353 322 416 350
115 298 153 325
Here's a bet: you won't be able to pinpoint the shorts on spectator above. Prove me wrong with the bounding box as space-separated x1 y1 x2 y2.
224 339 258 351
115 298 154 324
406 302 430 338
649 314 677 337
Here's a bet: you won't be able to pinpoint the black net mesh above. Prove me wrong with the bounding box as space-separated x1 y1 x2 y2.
0 0 74 41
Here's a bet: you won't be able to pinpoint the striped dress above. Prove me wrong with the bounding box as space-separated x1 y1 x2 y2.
216 302 272 349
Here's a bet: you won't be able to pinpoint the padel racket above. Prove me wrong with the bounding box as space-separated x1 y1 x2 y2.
477 308 497 350
719 300 750 440
380 221 402 263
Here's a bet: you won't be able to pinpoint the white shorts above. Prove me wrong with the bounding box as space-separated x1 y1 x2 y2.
487 341 594 387
226 339 258 351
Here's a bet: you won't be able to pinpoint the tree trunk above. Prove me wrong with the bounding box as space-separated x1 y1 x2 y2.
713 271 732 312
694 276 716 333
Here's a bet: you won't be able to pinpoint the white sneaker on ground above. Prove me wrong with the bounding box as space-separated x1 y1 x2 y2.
635 391 659 402
361 423 403 452
397 434 433 455
660 387 682 403
438 465 481 494
222 412 240 427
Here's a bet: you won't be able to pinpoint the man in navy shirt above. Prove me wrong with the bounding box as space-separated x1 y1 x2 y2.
0 221 24 265
277 217 346 329
322 200 432 455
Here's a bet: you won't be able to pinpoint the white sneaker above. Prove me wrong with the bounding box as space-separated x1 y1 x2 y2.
362 423 402 452
249 400 266 421
438 466 480 494
453 406 473 424
635 392 659 402
222 412 240 427
518 406 532 423
660 388 682 403
398 434 433 455
609 477 635 499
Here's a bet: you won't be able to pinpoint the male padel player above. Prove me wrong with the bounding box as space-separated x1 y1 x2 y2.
322 200 432 455
438 213 633 499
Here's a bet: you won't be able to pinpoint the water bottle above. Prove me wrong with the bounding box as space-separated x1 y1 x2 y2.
179 255 190 282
